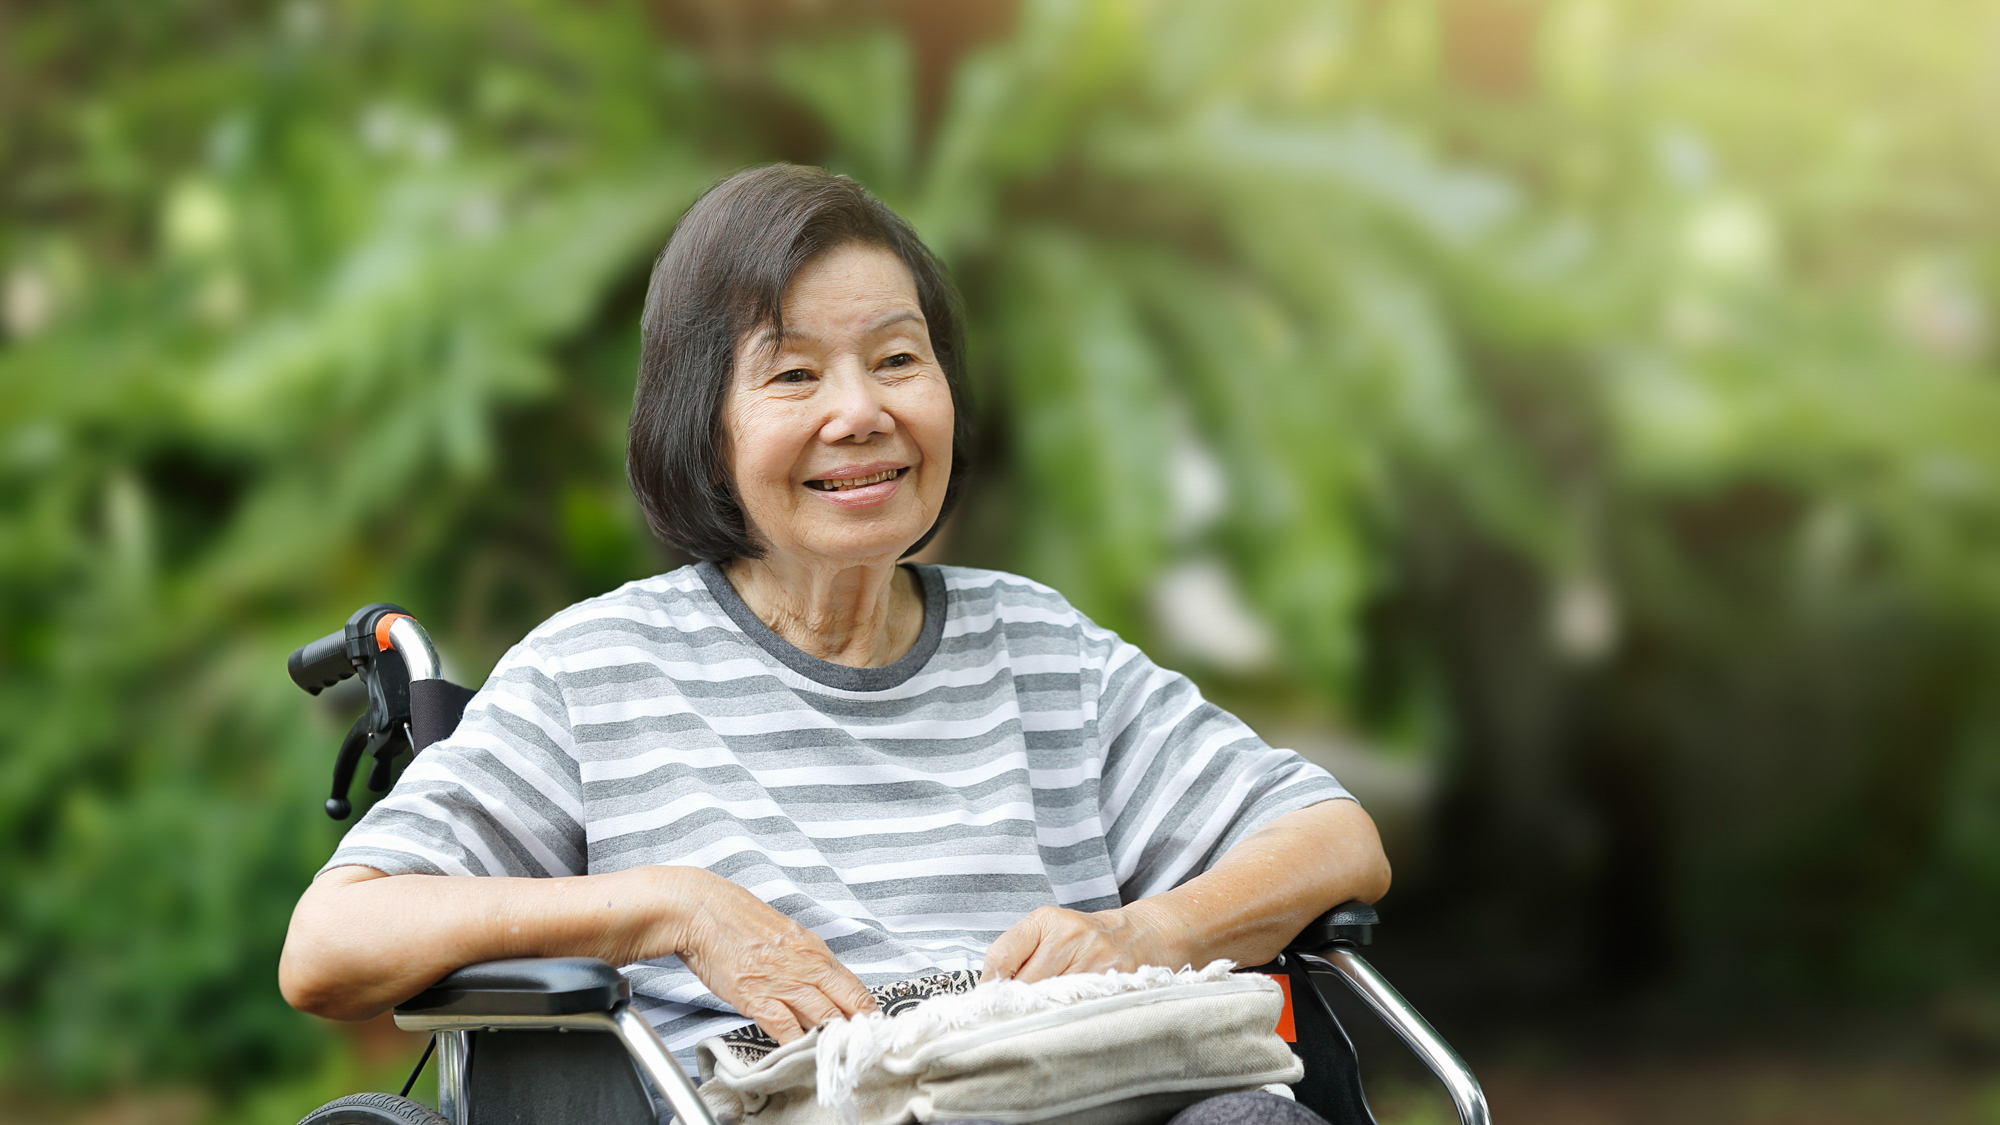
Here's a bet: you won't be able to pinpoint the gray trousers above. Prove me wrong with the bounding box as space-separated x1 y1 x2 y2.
955 1092 1331 1125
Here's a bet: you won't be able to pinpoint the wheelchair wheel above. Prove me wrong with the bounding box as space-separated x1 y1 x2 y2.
296 1092 450 1125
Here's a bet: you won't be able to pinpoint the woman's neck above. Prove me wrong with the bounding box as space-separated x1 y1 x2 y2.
723 555 924 668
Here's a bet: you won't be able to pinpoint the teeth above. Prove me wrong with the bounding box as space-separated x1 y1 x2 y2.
812 469 899 491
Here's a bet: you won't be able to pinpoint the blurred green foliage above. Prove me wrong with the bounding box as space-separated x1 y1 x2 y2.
3 0 1999 1110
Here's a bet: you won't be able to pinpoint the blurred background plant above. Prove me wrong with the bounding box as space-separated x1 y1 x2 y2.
4 0 2000 1120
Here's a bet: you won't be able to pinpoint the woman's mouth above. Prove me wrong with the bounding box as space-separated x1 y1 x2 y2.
805 468 907 492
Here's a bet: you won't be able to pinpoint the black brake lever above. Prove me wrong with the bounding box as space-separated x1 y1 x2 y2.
327 714 371 820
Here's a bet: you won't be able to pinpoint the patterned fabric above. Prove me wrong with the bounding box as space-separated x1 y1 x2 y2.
323 563 1351 1065
714 969 983 1065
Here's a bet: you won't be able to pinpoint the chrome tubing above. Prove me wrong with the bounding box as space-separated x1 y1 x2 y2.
610 1003 721 1125
1299 949 1491 1125
384 615 443 682
434 1030 470 1124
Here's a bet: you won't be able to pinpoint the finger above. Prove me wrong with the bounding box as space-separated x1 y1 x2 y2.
771 928 876 1017
785 991 846 1032
990 906 1072 980
744 999 805 1045
1004 907 1099 983
1011 937 1081 984
1010 917 1089 983
814 963 879 1016
981 921 1039 981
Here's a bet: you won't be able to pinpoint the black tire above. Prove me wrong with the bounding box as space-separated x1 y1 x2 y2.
297 1093 451 1125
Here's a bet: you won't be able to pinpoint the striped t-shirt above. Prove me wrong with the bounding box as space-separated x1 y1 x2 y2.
325 563 1351 1059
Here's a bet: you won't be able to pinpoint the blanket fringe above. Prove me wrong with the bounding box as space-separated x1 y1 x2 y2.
814 961 1240 1124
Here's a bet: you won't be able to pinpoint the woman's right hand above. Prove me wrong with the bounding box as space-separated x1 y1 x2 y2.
666 868 878 1043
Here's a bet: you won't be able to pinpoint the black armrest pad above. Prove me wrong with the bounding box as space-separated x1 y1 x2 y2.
394 957 631 1017
1285 899 1379 952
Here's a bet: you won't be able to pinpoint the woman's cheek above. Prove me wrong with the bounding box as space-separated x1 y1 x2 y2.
736 416 801 495
914 378 955 465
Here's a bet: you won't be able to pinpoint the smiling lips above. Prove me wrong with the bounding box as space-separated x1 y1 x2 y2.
806 467 906 492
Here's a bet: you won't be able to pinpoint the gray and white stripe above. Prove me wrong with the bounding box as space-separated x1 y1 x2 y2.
326 563 1350 1061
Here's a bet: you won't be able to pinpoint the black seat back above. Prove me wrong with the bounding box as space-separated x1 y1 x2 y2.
411 678 478 753
466 1029 658 1125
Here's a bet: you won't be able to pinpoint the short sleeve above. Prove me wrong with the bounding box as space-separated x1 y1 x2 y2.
320 642 587 879
1094 636 1353 903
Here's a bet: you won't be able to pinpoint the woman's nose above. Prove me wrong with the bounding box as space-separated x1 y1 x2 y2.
817 367 896 444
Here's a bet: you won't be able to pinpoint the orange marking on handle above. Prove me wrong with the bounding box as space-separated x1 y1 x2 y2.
374 613 411 652
1258 973 1297 1042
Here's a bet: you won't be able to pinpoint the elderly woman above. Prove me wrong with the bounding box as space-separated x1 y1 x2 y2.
280 166 1390 1119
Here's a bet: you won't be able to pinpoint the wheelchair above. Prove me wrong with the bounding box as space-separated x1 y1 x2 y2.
285 604 1492 1125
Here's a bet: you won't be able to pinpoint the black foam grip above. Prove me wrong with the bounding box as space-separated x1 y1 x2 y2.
289 629 353 695
409 679 477 753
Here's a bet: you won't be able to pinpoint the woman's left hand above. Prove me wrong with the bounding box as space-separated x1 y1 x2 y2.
980 802 1391 984
980 902 1192 982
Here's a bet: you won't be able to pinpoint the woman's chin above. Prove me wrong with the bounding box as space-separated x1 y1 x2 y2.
778 516 933 566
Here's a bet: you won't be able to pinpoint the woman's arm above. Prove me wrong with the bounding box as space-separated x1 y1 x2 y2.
980 798 1389 981
281 863 877 1042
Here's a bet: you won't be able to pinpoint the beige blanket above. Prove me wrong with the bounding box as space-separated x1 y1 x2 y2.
695 962 1303 1125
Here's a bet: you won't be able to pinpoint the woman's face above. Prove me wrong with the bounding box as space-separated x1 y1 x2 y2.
722 241 954 569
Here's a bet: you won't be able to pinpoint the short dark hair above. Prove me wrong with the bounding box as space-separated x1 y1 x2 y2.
627 164 972 563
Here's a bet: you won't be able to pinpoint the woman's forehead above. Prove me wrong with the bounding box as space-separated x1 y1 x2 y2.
746 246 929 352
785 243 921 309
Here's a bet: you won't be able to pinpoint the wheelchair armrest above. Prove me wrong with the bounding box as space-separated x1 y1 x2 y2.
393 957 631 1017
1285 899 1378 952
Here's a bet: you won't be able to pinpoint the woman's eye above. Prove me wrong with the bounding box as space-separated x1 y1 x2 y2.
776 368 814 384
881 353 915 369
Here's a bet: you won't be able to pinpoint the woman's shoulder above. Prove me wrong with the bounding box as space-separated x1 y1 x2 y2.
926 565 1114 642
930 564 1062 607
506 564 730 659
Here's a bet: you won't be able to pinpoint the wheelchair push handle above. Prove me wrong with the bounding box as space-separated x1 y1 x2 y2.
288 603 446 695
289 603 462 821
